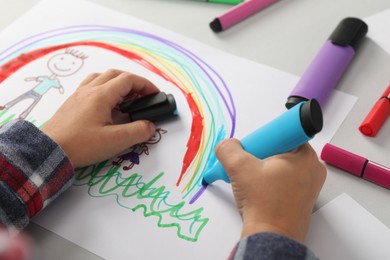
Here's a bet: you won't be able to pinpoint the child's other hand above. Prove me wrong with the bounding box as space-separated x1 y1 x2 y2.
215 139 326 243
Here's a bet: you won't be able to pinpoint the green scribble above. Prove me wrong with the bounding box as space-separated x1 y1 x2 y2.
0 107 209 242
75 160 209 242
0 109 16 125
0 109 42 127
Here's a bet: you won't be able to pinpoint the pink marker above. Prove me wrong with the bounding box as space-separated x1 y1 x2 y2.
210 0 278 32
321 143 390 189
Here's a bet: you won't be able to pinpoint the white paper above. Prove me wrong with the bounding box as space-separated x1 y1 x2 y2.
306 193 390 260
0 0 357 259
365 9 390 55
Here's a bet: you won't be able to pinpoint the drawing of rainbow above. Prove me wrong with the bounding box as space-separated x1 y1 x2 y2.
0 25 236 241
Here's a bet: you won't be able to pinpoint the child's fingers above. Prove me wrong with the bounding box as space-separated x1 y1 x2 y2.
102 73 159 106
104 120 156 154
87 69 126 87
78 72 101 87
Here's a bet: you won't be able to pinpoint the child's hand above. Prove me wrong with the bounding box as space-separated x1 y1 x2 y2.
42 69 160 168
215 139 326 242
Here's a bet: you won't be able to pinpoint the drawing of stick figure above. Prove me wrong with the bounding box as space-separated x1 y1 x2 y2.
112 128 168 170
0 48 87 119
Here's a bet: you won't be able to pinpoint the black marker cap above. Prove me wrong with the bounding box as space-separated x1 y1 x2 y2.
329 17 368 51
210 18 223 33
120 92 178 122
299 99 323 137
286 96 308 109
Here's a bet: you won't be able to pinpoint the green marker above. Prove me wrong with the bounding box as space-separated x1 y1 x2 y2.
193 0 244 4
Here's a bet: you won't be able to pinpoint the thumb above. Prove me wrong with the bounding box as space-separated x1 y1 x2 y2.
106 120 156 152
215 138 249 178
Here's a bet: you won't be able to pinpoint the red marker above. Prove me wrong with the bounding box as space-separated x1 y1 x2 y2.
359 84 390 137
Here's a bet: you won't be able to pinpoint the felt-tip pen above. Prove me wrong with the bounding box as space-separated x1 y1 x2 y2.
321 143 390 189
359 84 390 137
202 99 323 184
210 0 278 32
120 92 178 122
286 17 368 109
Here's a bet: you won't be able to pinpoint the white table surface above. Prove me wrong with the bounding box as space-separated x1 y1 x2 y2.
1 1 390 259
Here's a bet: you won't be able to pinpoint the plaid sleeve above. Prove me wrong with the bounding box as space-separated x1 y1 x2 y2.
229 232 319 260
0 120 74 230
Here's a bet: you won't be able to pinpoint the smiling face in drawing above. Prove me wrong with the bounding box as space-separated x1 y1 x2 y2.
47 52 84 77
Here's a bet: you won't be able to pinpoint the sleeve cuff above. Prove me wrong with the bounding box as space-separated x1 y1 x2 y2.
229 232 318 260
0 120 74 229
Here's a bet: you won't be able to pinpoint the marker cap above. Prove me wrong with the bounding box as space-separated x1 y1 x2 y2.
359 85 390 137
300 99 323 137
321 143 366 177
210 18 222 33
120 92 178 122
329 17 368 51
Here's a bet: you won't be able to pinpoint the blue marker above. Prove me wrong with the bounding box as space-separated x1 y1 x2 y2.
202 99 323 184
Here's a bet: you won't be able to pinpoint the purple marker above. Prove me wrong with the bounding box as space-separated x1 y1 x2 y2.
286 18 368 109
